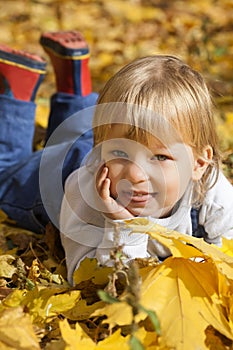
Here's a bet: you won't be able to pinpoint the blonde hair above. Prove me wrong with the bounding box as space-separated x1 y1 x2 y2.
92 55 221 202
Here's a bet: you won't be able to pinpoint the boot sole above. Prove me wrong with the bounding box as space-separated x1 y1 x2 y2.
0 44 46 73
40 31 89 59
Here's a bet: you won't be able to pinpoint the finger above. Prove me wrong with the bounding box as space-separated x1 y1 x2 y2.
96 166 108 191
100 177 111 200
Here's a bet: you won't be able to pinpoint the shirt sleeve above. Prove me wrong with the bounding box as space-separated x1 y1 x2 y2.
199 172 233 245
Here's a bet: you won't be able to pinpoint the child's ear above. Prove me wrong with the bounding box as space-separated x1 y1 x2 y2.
192 146 213 181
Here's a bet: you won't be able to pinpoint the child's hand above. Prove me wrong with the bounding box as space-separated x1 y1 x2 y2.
95 166 134 220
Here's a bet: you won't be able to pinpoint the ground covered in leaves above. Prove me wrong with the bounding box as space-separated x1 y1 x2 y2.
0 215 233 349
0 0 232 349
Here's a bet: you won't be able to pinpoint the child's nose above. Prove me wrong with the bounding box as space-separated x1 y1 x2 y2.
125 161 149 183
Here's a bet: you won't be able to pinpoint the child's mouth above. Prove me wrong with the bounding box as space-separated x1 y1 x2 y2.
122 191 154 203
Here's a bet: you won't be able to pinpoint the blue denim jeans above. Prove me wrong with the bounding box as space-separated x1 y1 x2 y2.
0 92 98 233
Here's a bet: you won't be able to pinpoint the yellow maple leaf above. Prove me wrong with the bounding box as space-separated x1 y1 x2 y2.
93 256 233 349
92 300 133 328
2 286 80 325
134 327 169 349
2 289 25 308
22 287 81 324
59 319 95 350
217 272 233 333
125 218 233 279
138 257 233 348
63 299 105 321
60 320 131 350
0 307 40 350
73 257 112 286
220 237 233 257
96 328 130 349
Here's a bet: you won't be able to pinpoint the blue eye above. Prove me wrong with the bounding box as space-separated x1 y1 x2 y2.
152 154 168 161
111 150 128 158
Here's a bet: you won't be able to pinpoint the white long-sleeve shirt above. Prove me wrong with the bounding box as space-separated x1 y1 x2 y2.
60 165 233 284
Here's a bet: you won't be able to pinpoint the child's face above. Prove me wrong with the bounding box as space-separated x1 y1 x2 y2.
100 125 197 218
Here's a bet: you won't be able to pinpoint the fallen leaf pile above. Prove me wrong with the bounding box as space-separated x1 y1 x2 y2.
0 213 233 349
